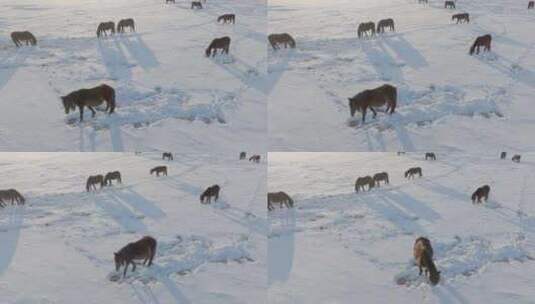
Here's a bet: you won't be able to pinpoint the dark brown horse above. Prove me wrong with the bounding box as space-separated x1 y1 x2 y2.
117 19 135 33
268 191 294 210
114 236 156 278
418 0 428 3
86 175 104 192
529 1 534 9
355 176 375 192
61 84 116 122
512 154 521 163
249 155 261 163
0 189 25 207
150 166 167 176
11 31 37 47
472 185 490 204
425 152 436 160
377 19 395 33
240 152 247 160
218 14 235 24
445 1 456 8
348 84 397 123
166 0 175 3
205 36 230 57
414 237 440 285
191 1 203 9
104 171 122 186
162 152 174 161
97 22 115 38
405 167 422 179
373 172 389 186
200 185 220 204
358 22 375 38
469 34 491 55
500 151 507 159
452 13 470 23
268 33 296 50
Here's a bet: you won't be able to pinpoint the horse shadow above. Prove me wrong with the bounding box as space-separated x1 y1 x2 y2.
268 209 296 285
79 125 96 152
97 38 131 81
382 34 429 69
94 192 147 233
109 188 166 220
392 123 416 152
360 39 404 82
381 189 442 222
212 203 269 236
265 49 293 95
475 52 535 88
0 206 24 275
211 54 267 94
432 284 470 304
0 50 28 92
119 33 159 70
108 119 125 152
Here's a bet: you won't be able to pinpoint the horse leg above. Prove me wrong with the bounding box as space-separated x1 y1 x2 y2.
362 106 367 123
369 107 377 118
123 262 129 278
88 106 96 117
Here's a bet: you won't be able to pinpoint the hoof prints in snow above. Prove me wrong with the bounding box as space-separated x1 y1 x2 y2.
108 234 254 284
394 235 532 287
65 85 235 129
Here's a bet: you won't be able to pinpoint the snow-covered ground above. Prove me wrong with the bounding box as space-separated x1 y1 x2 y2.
268 0 535 152
0 0 266 152
0 152 266 303
268 152 535 303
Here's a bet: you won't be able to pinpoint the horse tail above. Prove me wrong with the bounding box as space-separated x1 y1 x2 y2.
390 87 397 114
469 40 477 55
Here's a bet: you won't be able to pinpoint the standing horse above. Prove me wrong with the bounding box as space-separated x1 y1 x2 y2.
191 1 203 9
500 152 507 159
61 84 116 122
249 155 261 163
0 189 25 207
218 14 235 24
377 19 395 33
355 176 375 192
200 185 220 204
425 152 436 160
150 166 167 176
86 175 104 192
114 236 156 278
472 185 490 204
414 237 440 285
405 167 422 179
452 13 470 23
205 37 230 57
529 1 534 9
348 84 397 123
512 154 521 163
97 22 115 38
268 33 296 50
117 19 135 33
162 152 174 161
373 172 389 186
240 152 247 160
469 34 491 55
445 1 456 8
358 22 375 39
11 31 37 47
104 171 122 186
267 192 294 210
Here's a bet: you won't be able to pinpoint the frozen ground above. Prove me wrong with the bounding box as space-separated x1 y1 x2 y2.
268 152 535 303
0 152 266 303
268 0 535 152
0 0 266 152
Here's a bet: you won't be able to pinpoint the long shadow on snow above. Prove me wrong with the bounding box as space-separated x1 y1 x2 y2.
212 55 266 94
109 188 166 220
0 206 23 275
381 34 429 69
119 33 159 70
0 51 28 92
381 189 442 222
97 38 131 81
475 52 535 89
268 209 296 285
94 191 148 233
360 39 404 83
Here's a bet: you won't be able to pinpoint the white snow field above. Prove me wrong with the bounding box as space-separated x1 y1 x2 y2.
0 152 267 303
0 0 266 152
268 152 535 303
268 0 535 152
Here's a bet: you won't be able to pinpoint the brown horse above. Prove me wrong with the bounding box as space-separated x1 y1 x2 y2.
425 152 436 160
117 18 135 33
86 175 104 192
414 237 440 285
452 13 470 23
529 1 534 9
358 22 375 39
267 191 294 211
11 31 37 47
377 19 395 33
405 167 422 179
205 36 230 57
500 152 507 159
114 236 156 278
471 185 490 204
97 22 115 38
104 171 122 186
249 155 261 163
512 154 521 163
200 185 220 204
166 0 175 3
61 84 116 122
191 1 203 9
239 152 247 160
445 1 456 8
418 0 428 3
150 166 167 176
162 152 174 161
268 33 296 50
0 189 25 207
373 172 389 187
469 34 491 55
218 14 235 24
348 84 397 123
355 176 375 192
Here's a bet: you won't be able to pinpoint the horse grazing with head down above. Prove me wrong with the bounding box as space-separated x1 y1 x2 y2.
267 191 294 211
355 176 375 193
452 13 470 23
117 19 135 33
218 14 235 24
191 1 203 9
445 1 455 8
358 22 375 39
150 166 167 176
373 172 389 187
268 33 296 50
249 155 261 163
377 19 395 33
200 185 220 204
348 84 397 123
114 236 156 278
529 1 534 9
0 189 25 207
405 167 422 179
500 152 507 159
104 171 122 186
240 152 247 160
11 31 37 47
414 237 440 285
205 36 230 57
469 34 491 55
512 154 521 163
86 175 104 192
61 84 116 122
472 185 490 204
425 152 436 160
162 152 174 161
97 22 115 38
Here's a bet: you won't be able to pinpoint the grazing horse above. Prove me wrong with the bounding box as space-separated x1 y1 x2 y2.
425 152 436 160
240 152 247 160
117 19 135 33
249 155 261 163
205 36 230 57
452 13 470 23
97 22 115 38
472 185 490 204
218 14 235 24
418 0 428 3
86 175 104 192
348 84 397 123
268 33 296 50
150 166 167 176
377 19 395 33
405 167 422 179
191 1 203 9
200 185 220 204
373 172 389 187
162 152 174 161
11 31 37 47
414 237 440 285
355 176 375 192
166 0 175 3
512 154 521 163
358 22 375 39
61 84 116 122
529 1 534 9
104 171 122 186
445 1 456 8
397 151 406 155
469 34 491 55
500 152 507 159
0 189 25 207
267 192 294 211
114 236 156 278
